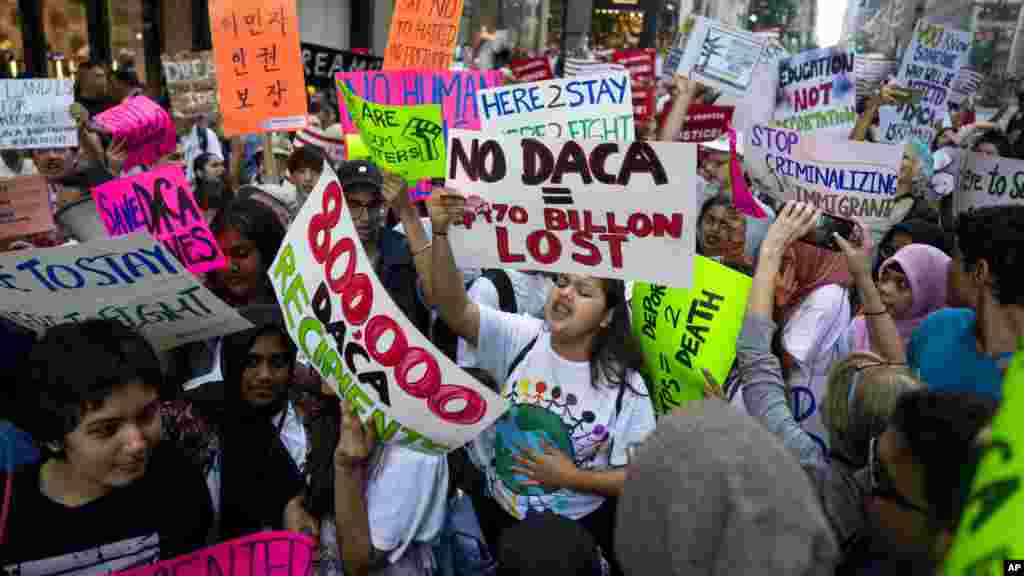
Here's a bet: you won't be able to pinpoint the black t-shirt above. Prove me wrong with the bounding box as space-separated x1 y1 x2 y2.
1 443 212 575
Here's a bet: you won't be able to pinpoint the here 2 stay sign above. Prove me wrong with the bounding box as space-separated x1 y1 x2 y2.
446 130 697 289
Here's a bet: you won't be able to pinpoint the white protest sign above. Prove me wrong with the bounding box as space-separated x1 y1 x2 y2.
446 130 697 288
0 79 77 149
0 234 251 350
672 16 768 97
881 20 972 145
746 125 907 242
476 72 635 141
776 47 857 134
269 164 508 455
957 151 1024 215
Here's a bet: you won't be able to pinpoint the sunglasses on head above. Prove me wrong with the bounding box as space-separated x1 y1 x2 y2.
869 436 928 515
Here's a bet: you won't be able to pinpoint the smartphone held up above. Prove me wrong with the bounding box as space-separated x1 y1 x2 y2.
782 202 860 251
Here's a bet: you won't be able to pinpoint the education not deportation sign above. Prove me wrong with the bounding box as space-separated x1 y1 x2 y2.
746 124 905 242
0 79 77 149
0 234 251 350
445 130 698 289
775 46 857 134
475 71 635 141
269 164 508 455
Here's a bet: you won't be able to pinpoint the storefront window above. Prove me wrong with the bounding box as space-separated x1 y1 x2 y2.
42 0 89 78
110 0 148 86
0 0 23 77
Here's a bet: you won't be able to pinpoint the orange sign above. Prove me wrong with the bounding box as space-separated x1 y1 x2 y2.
208 0 308 136
383 0 465 70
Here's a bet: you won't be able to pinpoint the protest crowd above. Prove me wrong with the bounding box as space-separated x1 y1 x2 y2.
2 2 1024 576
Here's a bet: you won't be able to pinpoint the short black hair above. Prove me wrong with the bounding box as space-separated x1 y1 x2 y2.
973 131 1011 157
112 68 141 88
889 391 997 532
211 197 286 280
498 512 602 576
14 319 162 449
287 145 326 175
955 205 1024 305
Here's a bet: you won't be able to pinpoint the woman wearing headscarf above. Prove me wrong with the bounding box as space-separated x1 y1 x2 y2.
850 244 951 354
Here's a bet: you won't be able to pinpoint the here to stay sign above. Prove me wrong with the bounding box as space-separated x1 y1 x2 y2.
445 130 697 289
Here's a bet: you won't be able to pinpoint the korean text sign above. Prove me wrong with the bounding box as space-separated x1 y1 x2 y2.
445 130 697 288
776 46 857 134
93 96 177 171
92 165 227 275
0 79 77 150
631 258 751 415
672 16 768 97
881 20 972 145
113 532 315 576
0 234 251 351
208 0 308 136
475 72 635 141
269 165 508 454
956 150 1024 215
0 175 55 241
338 82 445 185
746 125 903 242
384 0 464 70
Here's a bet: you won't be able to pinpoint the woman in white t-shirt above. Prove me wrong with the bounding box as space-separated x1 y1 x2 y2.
426 191 657 573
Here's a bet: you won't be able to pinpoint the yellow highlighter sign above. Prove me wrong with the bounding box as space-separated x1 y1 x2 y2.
943 348 1024 575
631 256 752 415
338 81 445 185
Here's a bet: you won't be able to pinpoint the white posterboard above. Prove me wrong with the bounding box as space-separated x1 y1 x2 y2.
0 234 252 350
446 130 697 289
776 46 858 134
475 72 635 141
672 16 768 97
0 79 78 149
957 151 1024 215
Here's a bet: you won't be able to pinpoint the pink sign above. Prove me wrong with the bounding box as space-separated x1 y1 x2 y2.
93 96 177 171
335 69 503 200
92 164 227 275
112 532 316 576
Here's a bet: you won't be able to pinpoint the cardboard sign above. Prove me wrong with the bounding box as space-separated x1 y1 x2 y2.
0 175 55 241
880 20 972 145
563 58 624 78
612 48 656 86
338 82 445 185
0 234 251 350
776 47 857 134
746 124 904 242
956 150 1024 215
631 84 656 122
269 164 507 454
302 43 383 89
631 257 752 415
161 51 219 119
383 0 464 69
208 0 308 136
0 79 77 149
335 69 504 133
716 38 788 136
445 130 697 288
475 72 635 141
112 532 315 576
510 57 554 82
678 104 734 142
92 165 227 275
93 96 177 171
942 348 1024 575
672 16 768 97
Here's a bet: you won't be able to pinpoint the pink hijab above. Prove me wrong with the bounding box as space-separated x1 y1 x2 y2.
850 243 951 351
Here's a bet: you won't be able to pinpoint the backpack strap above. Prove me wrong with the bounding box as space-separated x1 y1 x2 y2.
480 269 517 314
506 337 539 381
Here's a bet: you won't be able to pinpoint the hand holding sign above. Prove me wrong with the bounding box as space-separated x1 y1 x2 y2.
428 190 467 234
335 399 378 469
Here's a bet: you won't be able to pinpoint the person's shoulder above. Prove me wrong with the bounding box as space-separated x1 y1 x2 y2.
921 307 975 331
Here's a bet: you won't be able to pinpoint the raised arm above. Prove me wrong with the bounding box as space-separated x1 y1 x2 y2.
658 74 703 142
382 171 435 306
834 234 906 363
428 192 481 347
850 85 898 142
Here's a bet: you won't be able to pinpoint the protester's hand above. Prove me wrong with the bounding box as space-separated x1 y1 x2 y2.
106 138 127 175
834 231 872 281
334 399 376 470
702 368 725 400
381 170 413 216
283 496 320 542
758 202 820 263
673 74 703 100
427 189 466 234
510 440 579 490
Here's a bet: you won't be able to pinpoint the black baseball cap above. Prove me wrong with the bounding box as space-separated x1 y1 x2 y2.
338 159 383 191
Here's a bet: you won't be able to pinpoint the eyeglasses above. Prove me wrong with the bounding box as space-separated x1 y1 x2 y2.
346 198 382 218
869 436 929 515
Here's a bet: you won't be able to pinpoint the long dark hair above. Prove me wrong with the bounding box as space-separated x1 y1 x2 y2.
590 278 645 393
209 198 286 304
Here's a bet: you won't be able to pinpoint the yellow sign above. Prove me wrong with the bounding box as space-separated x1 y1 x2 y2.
338 82 445 185
631 256 752 415
345 134 370 161
942 347 1024 575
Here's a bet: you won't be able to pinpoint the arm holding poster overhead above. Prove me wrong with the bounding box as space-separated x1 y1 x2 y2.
428 191 480 346
381 171 435 305
658 75 703 142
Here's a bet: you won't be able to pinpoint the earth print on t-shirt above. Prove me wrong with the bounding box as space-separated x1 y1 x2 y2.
492 378 611 517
